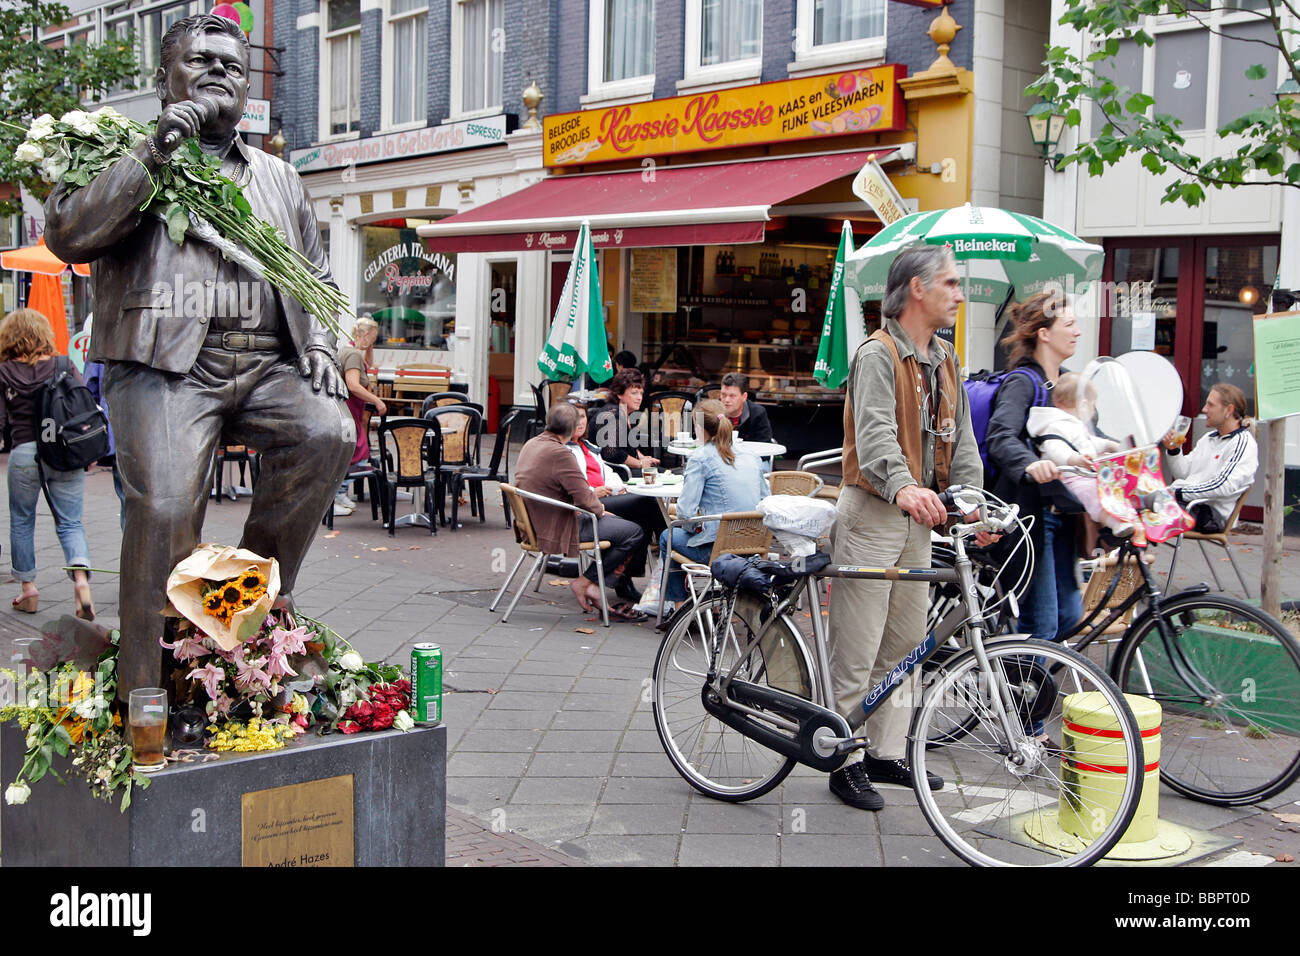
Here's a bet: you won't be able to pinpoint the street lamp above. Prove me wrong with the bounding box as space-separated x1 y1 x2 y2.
1026 105 1067 171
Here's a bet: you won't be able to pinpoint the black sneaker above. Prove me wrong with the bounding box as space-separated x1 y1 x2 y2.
829 761 885 811
861 755 944 791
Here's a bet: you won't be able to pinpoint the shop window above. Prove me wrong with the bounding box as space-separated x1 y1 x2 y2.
386 0 428 128
323 0 362 137
1200 243 1274 415
586 0 655 101
1218 20 1277 124
358 222 456 351
791 0 885 71
1153 29 1209 132
640 242 850 399
451 0 503 117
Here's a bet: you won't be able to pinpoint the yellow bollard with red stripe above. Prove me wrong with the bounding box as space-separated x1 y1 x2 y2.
1057 692 1162 844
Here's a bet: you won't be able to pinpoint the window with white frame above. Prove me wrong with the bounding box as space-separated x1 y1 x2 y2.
324 0 362 136
605 0 655 82
682 0 761 84
585 0 655 101
452 0 504 116
791 0 885 70
386 0 428 127
1089 5 1279 139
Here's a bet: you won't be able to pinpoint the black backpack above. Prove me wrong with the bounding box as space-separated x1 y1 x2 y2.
37 356 110 472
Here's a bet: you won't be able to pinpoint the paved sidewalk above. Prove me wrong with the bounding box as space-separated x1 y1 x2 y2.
3 459 1300 866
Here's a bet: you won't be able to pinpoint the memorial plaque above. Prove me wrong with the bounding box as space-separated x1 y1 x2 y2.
241 774 355 867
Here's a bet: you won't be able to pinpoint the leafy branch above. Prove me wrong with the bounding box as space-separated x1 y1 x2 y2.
1028 0 1300 206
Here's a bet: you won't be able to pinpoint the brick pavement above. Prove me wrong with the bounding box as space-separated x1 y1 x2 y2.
4 458 1300 866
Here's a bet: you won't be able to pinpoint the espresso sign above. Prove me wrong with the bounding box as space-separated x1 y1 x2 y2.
544 66 905 167
290 115 508 173
242 774 355 867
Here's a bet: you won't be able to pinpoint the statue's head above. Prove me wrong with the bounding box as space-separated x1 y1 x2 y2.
155 14 250 134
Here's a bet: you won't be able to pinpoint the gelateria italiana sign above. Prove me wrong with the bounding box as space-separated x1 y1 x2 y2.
290 115 508 174
543 66 905 167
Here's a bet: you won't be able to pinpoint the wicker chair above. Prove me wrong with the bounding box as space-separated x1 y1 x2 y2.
656 510 773 622
376 418 441 536
490 484 612 627
768 470 825 497
796 447 843 503
1165 488 1253 596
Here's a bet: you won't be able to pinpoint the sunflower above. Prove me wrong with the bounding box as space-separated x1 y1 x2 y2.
203 590 225 617
239 568 267 592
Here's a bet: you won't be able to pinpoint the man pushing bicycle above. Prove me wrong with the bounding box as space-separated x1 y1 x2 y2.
828 245 988 811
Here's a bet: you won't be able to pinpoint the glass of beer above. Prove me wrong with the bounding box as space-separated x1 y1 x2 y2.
1169 415 1193 447
10 637 38 676
129 688 169 773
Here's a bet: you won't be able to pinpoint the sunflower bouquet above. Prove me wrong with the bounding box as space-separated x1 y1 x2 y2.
200 567 269 628
166 544 279 648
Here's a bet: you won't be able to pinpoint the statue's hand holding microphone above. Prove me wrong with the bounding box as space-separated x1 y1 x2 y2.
147 96 220 163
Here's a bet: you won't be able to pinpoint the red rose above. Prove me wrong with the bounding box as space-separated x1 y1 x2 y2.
349 701 375 721
371 701 393 721
371 710 394 730
338 720 361 734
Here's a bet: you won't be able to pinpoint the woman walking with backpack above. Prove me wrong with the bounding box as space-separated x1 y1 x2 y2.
984 290 1083 645
0 309 94 618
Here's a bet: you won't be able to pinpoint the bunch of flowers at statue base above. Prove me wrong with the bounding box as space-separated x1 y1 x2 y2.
5 106 348 338
0 620 149 812
166 611 414 746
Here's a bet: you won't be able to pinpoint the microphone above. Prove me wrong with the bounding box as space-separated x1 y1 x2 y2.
160 96 220 149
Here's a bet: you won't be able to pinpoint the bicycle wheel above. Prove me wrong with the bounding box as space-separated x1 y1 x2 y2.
1112 594 1300 806
652 591 816 801
910 638 1144 866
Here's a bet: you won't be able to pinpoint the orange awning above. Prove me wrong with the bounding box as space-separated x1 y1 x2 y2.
1 237 91 277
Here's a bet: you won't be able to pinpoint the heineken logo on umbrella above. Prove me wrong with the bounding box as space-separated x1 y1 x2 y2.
539 221 612 384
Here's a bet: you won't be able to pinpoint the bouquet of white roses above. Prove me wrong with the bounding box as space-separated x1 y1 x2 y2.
10 107 349 339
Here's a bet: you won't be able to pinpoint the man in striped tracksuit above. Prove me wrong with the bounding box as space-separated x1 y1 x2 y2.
1163 383 1259 534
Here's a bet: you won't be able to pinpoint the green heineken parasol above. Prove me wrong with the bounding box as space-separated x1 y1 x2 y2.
846 203 1104 306
538 221 613 384
814 220 864 389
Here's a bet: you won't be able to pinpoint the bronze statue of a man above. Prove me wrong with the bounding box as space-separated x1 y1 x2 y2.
44 13 354 699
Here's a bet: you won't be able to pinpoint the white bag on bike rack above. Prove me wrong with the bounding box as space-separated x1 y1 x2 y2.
758 495 836 556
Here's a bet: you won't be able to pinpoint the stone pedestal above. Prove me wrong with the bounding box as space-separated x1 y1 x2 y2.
0 722 445 866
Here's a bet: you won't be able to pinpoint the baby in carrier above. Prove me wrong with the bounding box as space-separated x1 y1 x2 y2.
1027 373 1137 539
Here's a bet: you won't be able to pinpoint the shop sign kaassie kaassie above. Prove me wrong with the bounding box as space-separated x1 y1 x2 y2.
544 66 905 167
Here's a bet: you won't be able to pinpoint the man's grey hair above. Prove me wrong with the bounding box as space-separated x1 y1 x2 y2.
545 402 578 437
157 13 250 96
881 245 955 320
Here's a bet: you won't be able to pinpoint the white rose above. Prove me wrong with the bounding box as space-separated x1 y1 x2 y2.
338 651 364 673
393 710 415 732
25 727 40 749
41 154 69 181
27 114 55 140
4 781 31 805
59 109 87 126
14 141 43 163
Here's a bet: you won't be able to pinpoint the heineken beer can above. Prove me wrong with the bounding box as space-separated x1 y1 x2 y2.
410 643 443 724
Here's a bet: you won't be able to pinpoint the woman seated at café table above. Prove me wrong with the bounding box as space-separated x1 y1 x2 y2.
657 400 769 613
566 405 664 607
587 368 659 472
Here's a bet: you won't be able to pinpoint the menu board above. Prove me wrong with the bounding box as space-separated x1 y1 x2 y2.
1253 310 1300 421
630 249 678 313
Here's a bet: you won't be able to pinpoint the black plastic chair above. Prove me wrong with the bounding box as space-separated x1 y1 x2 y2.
523 382 547 440
323 457 390 530
695 383 723 404
211 444 258 503
376 418 441 536
646 389 697 460
424 404 483 530
456 406 522 528
419 391 474 417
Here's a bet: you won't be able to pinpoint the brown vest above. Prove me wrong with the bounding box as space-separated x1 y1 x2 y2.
843 328 959 499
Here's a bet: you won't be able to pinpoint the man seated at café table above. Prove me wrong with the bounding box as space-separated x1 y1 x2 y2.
515 402 649 621
719 372 773 443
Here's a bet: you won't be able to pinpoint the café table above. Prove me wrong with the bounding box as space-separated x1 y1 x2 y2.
666 439 787 468
622 473 683 523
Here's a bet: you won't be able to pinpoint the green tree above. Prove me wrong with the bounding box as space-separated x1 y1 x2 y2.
0 0 139 218
1028 0 1300 206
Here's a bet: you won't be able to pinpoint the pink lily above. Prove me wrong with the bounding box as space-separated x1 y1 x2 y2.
188 662 226 701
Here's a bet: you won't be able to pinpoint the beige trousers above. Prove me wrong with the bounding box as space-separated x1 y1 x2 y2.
828 484 933 761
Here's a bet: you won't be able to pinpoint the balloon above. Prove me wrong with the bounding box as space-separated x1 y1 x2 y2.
212 4 240 23
232 1 254 33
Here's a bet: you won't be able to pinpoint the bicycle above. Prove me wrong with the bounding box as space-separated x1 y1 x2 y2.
650 486 1146 866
